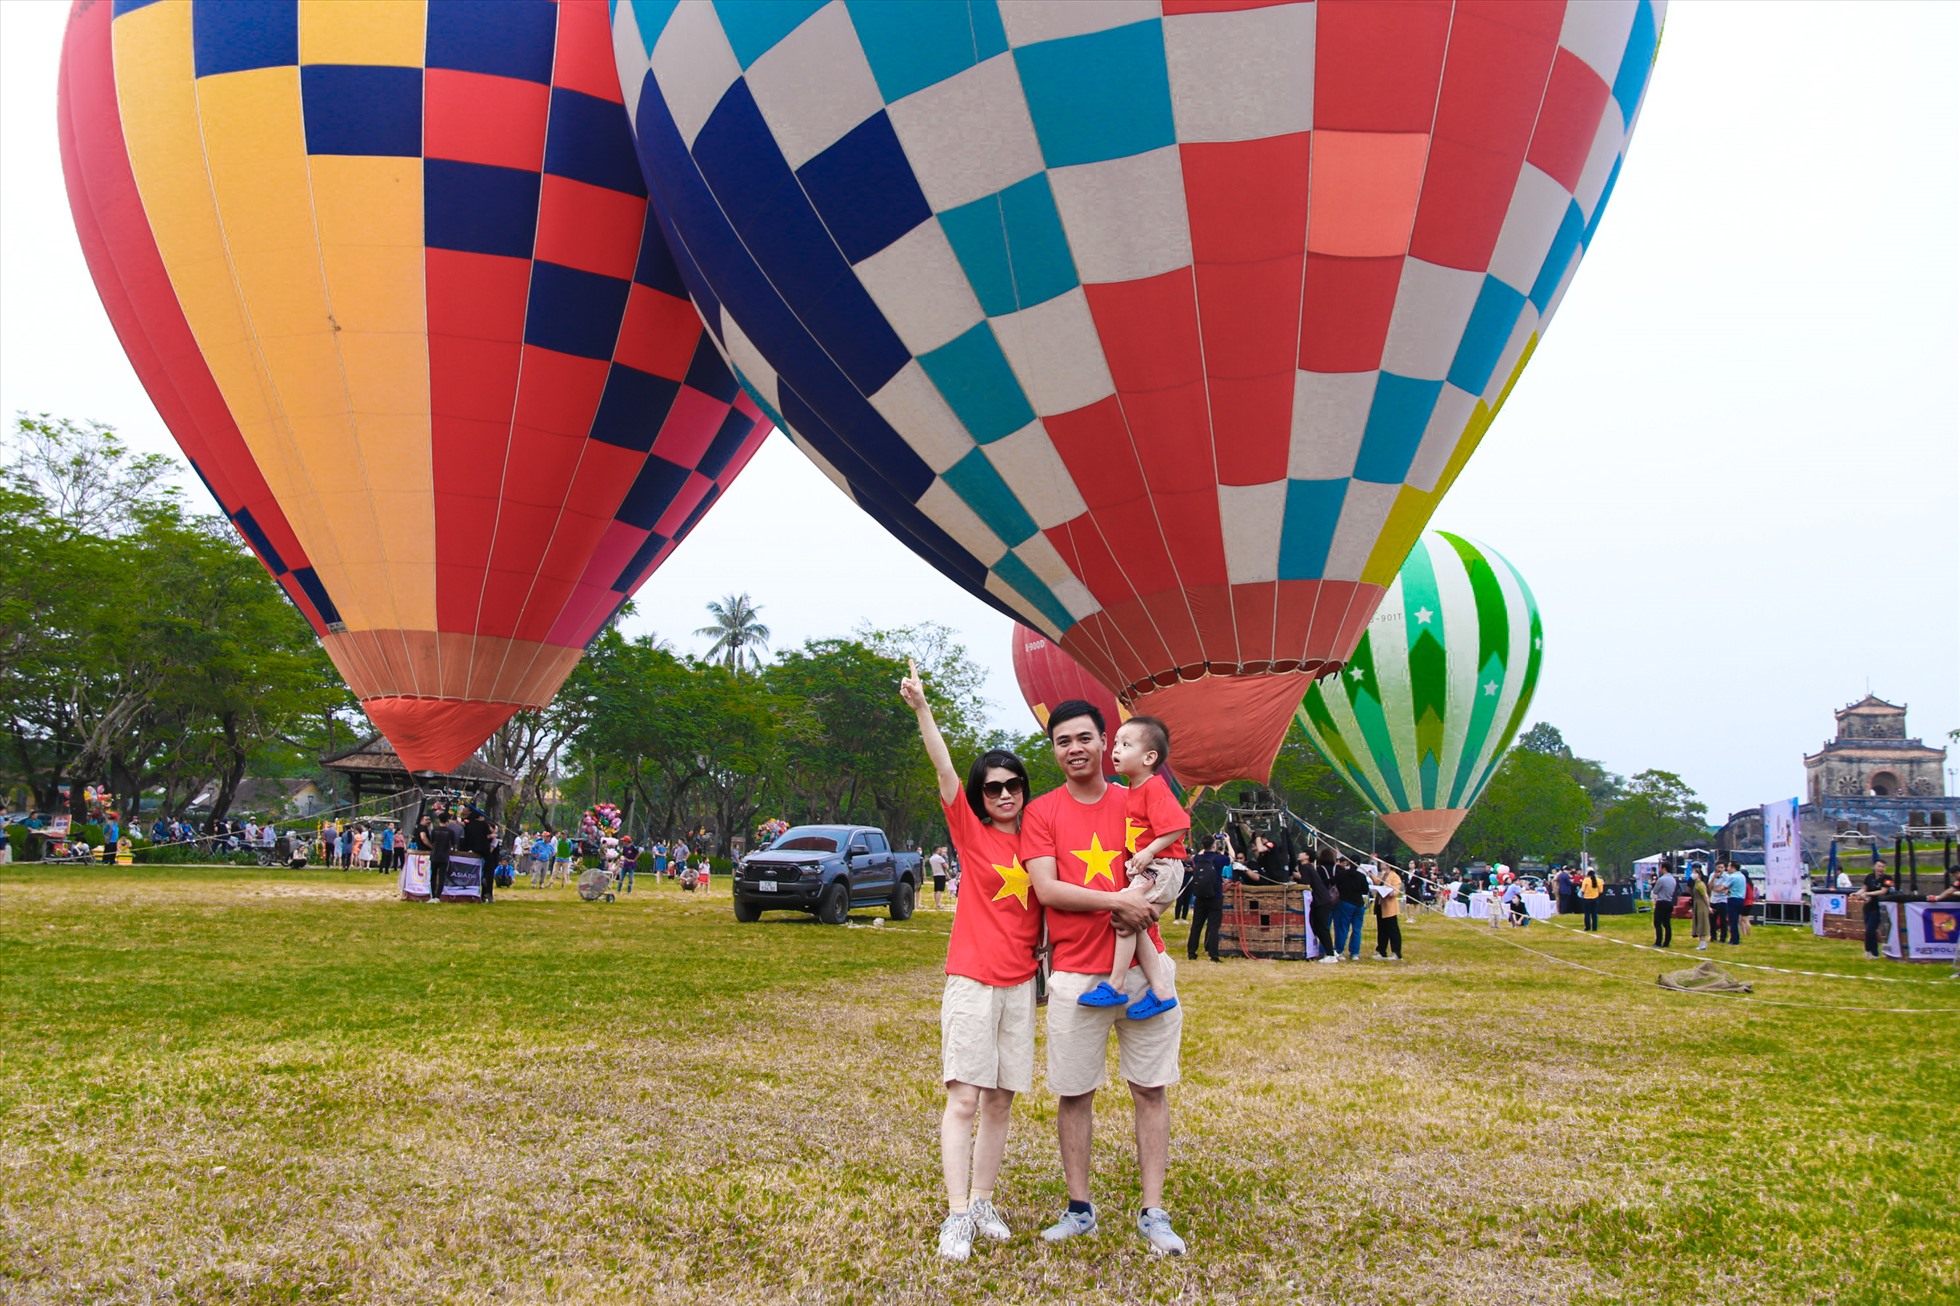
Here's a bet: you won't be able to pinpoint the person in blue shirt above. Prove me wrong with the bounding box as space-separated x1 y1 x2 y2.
529 831 552 886
1721 861 1748 945
380 824 396 872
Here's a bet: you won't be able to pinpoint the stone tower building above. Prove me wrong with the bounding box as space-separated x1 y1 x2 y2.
1803 695 1946 802
1718 694 1951 861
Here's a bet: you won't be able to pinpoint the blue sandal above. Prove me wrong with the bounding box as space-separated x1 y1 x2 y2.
1076 981 1130 1008
1126 989 1179 1020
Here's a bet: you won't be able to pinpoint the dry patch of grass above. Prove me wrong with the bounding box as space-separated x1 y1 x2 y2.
0 866 1953 1304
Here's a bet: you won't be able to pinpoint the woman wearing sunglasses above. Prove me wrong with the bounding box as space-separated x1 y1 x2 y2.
900 664 1041 1262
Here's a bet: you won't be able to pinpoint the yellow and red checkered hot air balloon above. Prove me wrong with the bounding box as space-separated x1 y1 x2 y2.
58 0 770 772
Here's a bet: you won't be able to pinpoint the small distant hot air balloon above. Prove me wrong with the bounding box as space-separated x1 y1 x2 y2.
612 0 1658 761
59 0 770 772
1010 621 1126 774
1294 532 1542 855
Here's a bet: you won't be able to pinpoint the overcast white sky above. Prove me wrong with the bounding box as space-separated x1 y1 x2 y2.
2 1 1954 821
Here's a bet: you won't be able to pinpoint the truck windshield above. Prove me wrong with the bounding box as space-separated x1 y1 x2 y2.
772 827 847 853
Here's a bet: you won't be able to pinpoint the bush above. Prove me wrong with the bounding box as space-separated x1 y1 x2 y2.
76 822 106 851
5 823 37 862
636 850 653 873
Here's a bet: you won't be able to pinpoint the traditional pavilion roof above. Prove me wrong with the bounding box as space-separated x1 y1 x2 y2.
1838 694 1905 715
319 734 514 787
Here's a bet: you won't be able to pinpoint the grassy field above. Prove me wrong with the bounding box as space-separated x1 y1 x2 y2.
1 865 1954 1305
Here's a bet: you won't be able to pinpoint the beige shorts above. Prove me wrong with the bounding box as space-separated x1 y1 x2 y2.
941 974 1036 1093
1134 858 1184 907
1045 962 1183 1097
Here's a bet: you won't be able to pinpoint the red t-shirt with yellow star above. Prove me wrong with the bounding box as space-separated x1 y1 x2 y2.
1123 772 1187 859
1022 783 1165 976
942 795 1041 986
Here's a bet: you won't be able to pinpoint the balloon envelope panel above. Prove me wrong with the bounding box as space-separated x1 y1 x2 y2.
613 0 1659 706
59 0 770 771
1295 531 1543 854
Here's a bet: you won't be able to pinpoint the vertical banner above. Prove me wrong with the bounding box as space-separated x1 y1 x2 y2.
1762 798 1804 904
399 853 431 902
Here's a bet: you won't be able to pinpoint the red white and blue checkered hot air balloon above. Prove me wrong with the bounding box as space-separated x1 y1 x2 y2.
613 0 1662 782
58 0 771 772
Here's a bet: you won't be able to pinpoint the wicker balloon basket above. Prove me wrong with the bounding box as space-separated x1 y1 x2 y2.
1218 883 1311 959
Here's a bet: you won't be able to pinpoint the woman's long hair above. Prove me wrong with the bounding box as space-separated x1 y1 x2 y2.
965 749 1029 826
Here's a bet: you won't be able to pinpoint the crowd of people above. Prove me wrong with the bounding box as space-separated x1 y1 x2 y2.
508 826 714 892
1169 836 1410 963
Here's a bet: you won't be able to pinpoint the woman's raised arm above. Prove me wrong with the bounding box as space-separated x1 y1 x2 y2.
899 661 962 806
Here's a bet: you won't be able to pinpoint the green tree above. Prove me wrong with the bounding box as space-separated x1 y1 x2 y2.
1003 731 1065 801
1450 748 1592 866
858 621 989 730
1516 722 1568 755
1517 720 1624 812
694 592 770 674
3 415 173 533
1590 769 1711 873
766 638 927 833
1 417 345 822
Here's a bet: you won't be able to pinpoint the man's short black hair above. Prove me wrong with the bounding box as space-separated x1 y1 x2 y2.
1045 699 1105 740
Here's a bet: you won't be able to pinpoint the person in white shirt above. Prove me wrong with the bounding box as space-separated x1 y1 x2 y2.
929 845 951 909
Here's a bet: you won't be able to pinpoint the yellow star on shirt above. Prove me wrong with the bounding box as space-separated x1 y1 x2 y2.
992 857 1031 909
1073 833 1121 886
1125 816 1147 855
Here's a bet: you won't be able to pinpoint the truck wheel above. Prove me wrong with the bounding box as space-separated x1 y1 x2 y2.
889 878 915 921
817 882 850 925
733 896 761 923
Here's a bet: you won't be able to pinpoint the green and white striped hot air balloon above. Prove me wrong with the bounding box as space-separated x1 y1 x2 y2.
1295 533 1543 855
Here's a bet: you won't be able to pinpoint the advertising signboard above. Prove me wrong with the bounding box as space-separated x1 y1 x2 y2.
1761 798 1804 904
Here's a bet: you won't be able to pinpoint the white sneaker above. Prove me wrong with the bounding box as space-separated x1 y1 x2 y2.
1696 942 1708 951
937 1211 976 1261
1317 955 1339 965
969 1197 1010 1242
1136 1207 1186 1256
1041 1206 1097 1242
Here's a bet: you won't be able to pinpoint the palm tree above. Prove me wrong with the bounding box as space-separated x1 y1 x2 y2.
695 593 770 674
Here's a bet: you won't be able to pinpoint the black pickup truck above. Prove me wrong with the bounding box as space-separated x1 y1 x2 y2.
732 824 922 924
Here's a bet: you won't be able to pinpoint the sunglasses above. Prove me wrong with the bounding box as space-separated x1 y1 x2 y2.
981 778 1026 799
